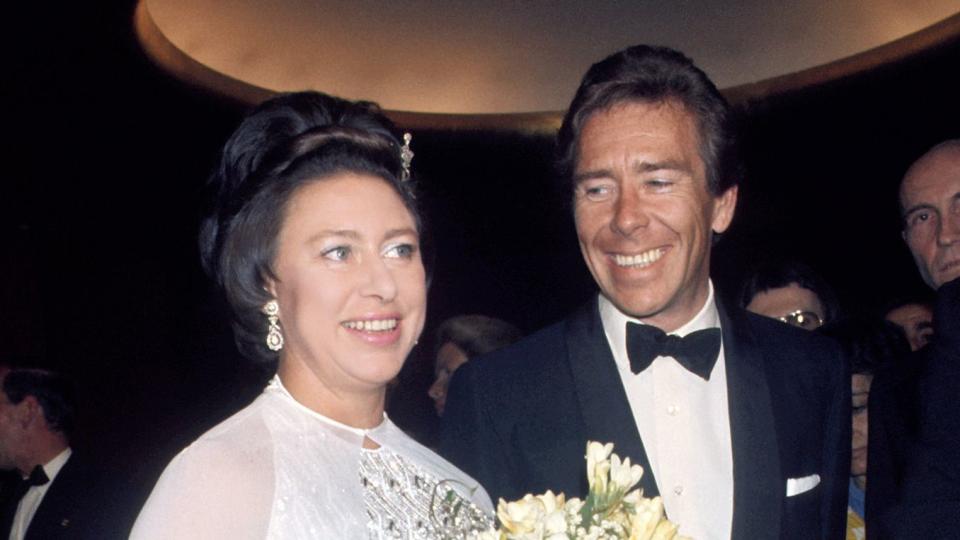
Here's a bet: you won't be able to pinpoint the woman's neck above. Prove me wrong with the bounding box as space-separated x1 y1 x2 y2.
277 360 386 429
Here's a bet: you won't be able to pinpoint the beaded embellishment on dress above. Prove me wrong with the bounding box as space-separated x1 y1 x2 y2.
360 447 492 539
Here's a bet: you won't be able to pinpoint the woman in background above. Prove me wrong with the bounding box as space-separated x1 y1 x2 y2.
819 317 911 540
131 92 492 539
428 314 521 417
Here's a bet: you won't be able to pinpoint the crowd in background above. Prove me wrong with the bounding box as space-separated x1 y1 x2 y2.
1 45 958 539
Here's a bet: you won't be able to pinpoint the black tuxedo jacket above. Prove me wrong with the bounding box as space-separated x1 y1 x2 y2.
878 278 960 539
0 453 142 540
440 299 849 539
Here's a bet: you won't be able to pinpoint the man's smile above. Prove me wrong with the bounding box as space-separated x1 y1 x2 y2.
612 247 666 268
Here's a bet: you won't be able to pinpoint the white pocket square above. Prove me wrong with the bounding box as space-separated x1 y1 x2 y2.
785 474 820 496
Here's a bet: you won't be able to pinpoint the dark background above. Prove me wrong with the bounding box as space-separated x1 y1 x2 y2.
3 0 957 508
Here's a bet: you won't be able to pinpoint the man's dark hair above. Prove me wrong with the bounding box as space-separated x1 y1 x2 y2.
738 259 841 325
435 315 523 360
881 294 934 318
2 369 76 437
818 318 910 375
557 44 740 196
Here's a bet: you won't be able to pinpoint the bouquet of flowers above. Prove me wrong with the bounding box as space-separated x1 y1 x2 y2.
470 441 689 540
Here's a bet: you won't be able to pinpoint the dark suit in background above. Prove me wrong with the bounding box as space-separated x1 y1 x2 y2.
864 330 924 533
0 452 143 540
441 299 849 540
878 278 960 539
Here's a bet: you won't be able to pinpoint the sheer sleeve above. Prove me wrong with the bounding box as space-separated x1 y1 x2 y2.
130 416 275 539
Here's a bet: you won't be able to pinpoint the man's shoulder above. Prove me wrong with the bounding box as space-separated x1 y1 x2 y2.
726 307 845 382
737 308 840 354
484 319 567 362
454 308 585 390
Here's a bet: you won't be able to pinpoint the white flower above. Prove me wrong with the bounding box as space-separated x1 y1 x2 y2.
533 490 569 538
586 441 614 492
469 529 502 540
535 490 564 514
564 496 585 519
488 442 686 540
609 454 644 494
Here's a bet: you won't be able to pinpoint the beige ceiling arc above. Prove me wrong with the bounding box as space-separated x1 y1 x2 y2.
133 2 960 133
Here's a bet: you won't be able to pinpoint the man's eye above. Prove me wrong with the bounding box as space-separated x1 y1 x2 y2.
907 211 933 229
322 246 350 261
580 184 612 200
384 243 416 259
646 178 673 189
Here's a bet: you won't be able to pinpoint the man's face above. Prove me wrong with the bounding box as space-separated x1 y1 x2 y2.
885 303 934 351
901 144 960 290
573 100 737 332
0 372 23 471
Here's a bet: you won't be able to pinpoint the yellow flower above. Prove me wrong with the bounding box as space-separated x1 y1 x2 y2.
497 494 544 536
650 519 680 540
625 495 664 540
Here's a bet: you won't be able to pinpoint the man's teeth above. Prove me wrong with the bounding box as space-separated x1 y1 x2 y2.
614 249 663 267
342 319 398 332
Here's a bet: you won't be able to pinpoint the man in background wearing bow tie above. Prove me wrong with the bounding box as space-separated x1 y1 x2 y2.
0 367 74 540
440 44 849 540
0 366 136 540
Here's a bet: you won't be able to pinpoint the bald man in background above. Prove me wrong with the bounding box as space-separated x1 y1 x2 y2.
872 140 960 538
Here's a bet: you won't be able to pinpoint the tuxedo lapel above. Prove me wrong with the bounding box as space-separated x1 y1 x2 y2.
563 300 660 497
719 303 782 539
24 456 82 540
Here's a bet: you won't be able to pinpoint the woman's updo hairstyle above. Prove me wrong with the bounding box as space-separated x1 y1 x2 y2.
199 91 421 363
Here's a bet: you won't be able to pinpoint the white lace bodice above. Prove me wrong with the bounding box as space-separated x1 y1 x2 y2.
130 377 493 539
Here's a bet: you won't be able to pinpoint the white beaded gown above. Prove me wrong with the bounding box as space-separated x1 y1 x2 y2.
130 376 493 539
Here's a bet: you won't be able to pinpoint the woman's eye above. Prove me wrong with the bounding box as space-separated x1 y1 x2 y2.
322 246 351 261
384 243 417 259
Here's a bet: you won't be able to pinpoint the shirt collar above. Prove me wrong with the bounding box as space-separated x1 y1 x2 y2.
38 447 71 483
600 280 720 368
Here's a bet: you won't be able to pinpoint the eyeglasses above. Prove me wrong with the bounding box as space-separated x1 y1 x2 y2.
778 310 824 330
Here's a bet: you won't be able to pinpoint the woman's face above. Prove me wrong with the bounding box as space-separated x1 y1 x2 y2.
851 373 873 479
428 342 469 416
270 173 426 396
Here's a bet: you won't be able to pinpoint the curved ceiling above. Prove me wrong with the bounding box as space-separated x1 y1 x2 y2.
136 0 960 130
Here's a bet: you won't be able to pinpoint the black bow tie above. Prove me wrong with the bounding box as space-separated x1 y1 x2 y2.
24 465 49 487
626 323 721 380
0 465 49 536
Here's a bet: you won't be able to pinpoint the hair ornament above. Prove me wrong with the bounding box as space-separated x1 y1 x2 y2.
400 132 414 181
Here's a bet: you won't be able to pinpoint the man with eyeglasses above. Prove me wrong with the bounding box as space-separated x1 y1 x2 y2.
739 259 838 331
871 140 960 538
740 260 881 538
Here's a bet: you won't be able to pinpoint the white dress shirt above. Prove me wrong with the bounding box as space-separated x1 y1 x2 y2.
9 447 72 540
599 281 733 540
